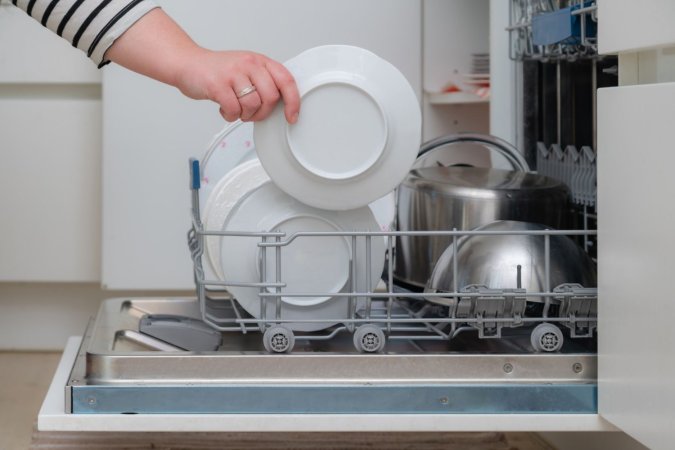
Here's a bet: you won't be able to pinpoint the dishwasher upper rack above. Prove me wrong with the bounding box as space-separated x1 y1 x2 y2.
187 159 598 354
508 0 598 62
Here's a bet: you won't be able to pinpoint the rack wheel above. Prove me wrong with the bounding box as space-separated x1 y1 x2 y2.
353 325 386 353
530 323 564 353
263 326 295 353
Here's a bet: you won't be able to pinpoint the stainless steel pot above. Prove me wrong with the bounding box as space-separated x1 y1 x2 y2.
394 166 570 288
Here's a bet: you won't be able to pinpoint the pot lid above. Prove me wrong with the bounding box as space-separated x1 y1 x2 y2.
403 166 567 196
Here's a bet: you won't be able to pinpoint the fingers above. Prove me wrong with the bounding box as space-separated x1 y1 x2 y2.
247 68 280 122
207 52 300 123
234 77 262 121
265 59 301 124
214 88 241 122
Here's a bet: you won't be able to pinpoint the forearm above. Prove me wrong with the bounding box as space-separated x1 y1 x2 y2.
104 8 201 89
12 0 300 122
103 8 300 123
12 0 160 67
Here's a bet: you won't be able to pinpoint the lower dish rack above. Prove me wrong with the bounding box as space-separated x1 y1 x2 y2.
187 159 598 355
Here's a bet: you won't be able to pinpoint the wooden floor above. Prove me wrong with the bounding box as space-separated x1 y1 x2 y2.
0 351 553 450
29 431 553 450
0 352 61 450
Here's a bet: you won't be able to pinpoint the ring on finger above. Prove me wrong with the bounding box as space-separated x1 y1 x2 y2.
236 85 257 98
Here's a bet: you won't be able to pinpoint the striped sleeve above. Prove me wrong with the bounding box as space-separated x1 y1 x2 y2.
12 0 160 68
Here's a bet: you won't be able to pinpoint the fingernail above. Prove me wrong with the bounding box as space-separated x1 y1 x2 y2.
291 113 299 124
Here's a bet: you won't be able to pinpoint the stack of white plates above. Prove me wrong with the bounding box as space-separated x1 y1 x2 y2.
200 45 421 331
471 53 490 75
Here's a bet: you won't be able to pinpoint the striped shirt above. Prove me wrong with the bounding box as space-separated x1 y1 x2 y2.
12 0 159 67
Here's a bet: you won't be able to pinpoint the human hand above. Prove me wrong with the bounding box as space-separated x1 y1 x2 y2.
176 49 300 123
104 9 299 123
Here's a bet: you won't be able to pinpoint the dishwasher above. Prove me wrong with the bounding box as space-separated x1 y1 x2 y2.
66 160 598 416
61 0 604 421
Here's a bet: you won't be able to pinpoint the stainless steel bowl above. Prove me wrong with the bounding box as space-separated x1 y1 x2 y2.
425 220 596 303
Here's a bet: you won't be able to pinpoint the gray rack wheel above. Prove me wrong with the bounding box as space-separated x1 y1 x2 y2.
530 323 564 353
353 325 386 353
263 325 295 353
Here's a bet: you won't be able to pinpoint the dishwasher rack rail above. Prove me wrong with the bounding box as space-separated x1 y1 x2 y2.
187 159 598 354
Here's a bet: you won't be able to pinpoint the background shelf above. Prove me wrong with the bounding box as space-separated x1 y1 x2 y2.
427 91 490 105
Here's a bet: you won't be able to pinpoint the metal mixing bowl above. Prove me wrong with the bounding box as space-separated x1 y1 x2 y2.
425 220 596 304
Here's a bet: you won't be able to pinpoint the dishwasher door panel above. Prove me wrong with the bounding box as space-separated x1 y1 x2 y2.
597 82 675 450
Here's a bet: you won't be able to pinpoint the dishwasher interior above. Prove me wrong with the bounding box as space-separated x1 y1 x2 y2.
67 0 609 416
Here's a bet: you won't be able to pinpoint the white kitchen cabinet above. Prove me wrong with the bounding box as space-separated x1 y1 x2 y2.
598 0 675 54
0 88 102 282
102 0 422 289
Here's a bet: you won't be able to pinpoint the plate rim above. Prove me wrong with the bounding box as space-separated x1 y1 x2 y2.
203 159 270 279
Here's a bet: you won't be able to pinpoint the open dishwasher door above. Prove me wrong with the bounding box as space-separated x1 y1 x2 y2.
597 2 675 447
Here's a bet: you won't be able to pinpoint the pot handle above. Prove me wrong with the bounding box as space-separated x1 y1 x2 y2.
418 133 531 172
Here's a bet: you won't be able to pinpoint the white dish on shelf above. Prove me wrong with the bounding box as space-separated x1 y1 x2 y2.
198 120 256 214
203 159 270 279
220 181 385 332
254 45 421 211
460 73 491 79
427 91 489 105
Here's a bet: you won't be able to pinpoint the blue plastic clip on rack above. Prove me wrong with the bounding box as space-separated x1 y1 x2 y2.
531 2 597 47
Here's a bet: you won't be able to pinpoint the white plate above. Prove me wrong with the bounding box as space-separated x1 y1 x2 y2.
369 191 396 232
202 159 270 279
203 120 396 233
254 45 421 211
198 120 256 215
220 182 385 332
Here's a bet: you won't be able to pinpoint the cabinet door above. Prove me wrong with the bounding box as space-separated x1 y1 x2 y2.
102 0 421 289
0 91 102 282
598 0 675 54
597 82 675 450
